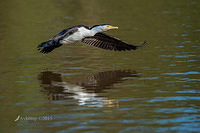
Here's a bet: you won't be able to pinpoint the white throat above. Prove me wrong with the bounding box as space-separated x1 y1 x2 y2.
90 27 103 34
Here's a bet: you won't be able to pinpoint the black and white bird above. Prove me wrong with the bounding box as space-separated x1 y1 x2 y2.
37 24 147 54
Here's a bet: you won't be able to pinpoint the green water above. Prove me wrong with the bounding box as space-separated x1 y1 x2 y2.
0 0 200 132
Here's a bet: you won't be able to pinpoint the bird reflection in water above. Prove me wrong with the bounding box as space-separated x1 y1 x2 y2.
38 70 138 107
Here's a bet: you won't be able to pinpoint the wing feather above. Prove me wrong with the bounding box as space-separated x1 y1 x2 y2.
80 32 147 51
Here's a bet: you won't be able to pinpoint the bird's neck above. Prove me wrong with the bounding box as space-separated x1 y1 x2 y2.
79 26 103 37
90 27 103 34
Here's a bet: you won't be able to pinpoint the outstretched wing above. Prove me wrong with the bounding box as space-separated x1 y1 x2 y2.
80 32 147 51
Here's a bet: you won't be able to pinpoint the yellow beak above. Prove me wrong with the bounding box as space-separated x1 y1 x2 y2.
105 25 118 30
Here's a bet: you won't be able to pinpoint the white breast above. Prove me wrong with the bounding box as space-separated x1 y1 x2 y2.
60 27 95 44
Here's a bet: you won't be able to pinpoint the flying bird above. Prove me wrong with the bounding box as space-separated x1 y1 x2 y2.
37 24 147 54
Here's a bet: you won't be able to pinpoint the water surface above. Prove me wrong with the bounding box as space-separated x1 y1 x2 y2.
0 0 200 132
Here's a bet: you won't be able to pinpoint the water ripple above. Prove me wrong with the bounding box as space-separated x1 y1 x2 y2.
149 96 200 103
161 71 200 75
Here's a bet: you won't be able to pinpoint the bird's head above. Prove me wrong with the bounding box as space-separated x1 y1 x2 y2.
102 24 118 31
91 24 118 32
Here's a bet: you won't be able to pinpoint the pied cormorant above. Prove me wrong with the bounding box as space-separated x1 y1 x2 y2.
37 24 147 54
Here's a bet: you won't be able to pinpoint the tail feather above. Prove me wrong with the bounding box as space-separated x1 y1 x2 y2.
37 40 62 54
